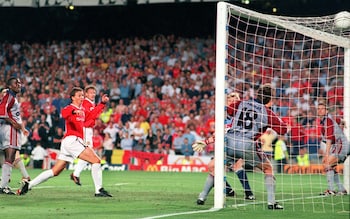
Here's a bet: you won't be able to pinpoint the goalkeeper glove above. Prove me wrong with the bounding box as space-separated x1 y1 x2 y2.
192 140 207 153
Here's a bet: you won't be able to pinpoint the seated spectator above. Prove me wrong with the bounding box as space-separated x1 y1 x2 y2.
172 127 184 155
134 138 145 151
120 133 135 151
143 139 153 153
181 137 194 156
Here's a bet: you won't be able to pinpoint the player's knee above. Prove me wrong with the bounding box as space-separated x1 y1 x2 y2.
208 165 214 174
233 159 243 171
4 160 14 166
261 163 273 175
91 158 101 164
208 161 215 173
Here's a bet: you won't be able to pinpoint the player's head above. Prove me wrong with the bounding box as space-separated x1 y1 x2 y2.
7 77 21 94
70 87 84 104
256 83 274 105
317 99 328 116
84 85 97 101
227 92 240 105
84 85 97 93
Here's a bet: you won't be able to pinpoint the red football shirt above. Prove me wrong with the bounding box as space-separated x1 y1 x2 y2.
61 104 85 139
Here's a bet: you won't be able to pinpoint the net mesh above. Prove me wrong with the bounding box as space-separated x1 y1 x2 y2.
222 4 350 212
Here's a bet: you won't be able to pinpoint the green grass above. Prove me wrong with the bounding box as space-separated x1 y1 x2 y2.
0 170 349 219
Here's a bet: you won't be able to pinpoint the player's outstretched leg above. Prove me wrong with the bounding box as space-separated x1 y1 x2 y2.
17 169 54 195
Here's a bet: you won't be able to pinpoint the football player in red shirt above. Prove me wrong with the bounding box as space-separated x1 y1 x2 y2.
18 87 112 197
70 85 108 186
317 100 349 195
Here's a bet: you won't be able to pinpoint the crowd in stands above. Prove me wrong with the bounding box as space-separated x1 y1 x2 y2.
0 33 345 165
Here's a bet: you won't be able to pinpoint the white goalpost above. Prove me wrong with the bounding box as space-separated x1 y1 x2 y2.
215 1 350 211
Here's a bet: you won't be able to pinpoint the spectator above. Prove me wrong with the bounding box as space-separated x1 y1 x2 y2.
109 81 121 104
143 139 153 153
161 127 173 149
296 147 310 167
139 115 151 136
120 79 131 105
172 128 185 155
120 133 135 151
99 106 113 124
133 138 145 151
181 137 194 156
131 122 145 142
146 128 157 152
52 127 64 150
182 127 195 146
31 142 47 169
274 135 289 173
103 121 119 145
151 117 164 135
102 133 114 164
92 129 104 157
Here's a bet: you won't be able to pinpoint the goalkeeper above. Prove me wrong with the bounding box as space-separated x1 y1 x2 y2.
193 85 288 210
195 92 255 205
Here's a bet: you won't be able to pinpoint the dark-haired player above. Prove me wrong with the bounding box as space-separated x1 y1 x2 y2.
194 84 288 209
0 78 29 195
18 87 112 197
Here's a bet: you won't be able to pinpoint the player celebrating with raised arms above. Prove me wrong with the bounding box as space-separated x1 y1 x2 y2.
17 87 112 197
193 84 288 209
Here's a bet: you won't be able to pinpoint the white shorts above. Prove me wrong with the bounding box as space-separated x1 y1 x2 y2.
0 123 22 150
84 127 93 148
57 136 86 163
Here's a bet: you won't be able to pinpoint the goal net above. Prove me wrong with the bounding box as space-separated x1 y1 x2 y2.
214 2 350 212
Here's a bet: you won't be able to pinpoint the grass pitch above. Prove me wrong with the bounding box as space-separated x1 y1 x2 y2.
0 169 349 219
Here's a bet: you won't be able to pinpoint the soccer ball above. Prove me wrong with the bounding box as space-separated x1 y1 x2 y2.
334 11 350 29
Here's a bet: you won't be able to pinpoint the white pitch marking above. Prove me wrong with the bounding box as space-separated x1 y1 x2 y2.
140 194 336 219
139 208 221 219
114 183 132 186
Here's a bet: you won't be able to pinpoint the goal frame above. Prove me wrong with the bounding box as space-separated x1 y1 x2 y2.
214 1 350 209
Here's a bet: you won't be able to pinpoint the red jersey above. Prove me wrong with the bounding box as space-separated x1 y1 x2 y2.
83 98 106 128
0 90 22 124
61 104 85 139
92 134 103 150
